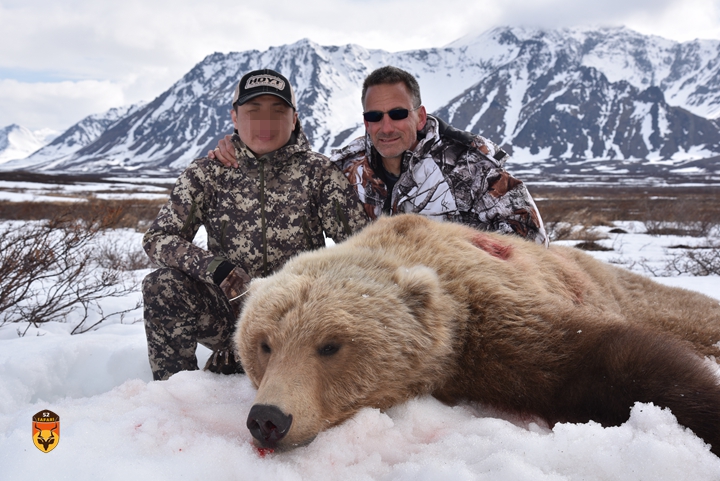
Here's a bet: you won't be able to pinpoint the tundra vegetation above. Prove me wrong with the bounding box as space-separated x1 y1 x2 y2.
0 173 718 336
0 198 159 336
535 185 720 276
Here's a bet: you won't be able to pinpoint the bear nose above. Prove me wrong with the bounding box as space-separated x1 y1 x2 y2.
246 404 293 448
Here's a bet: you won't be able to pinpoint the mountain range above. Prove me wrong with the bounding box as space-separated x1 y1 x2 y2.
4 26 720 182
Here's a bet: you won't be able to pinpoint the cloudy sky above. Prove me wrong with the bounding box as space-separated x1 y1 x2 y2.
1 0 719 134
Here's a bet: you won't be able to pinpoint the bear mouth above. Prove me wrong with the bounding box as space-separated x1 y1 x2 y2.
251 434 317 452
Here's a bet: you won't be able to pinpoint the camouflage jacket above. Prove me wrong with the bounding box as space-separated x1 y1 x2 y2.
143 126 369 284
331 115 548 246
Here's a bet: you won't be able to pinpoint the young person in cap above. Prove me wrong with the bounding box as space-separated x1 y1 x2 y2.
211 66 547 246
142 68 368 381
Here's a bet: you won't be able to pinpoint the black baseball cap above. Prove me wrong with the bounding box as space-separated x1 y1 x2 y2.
232 69 296 109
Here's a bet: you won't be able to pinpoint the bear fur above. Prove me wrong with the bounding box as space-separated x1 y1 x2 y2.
235 214 720 454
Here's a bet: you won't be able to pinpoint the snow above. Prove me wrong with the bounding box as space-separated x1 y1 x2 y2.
511 145 553 165
0 124 46 164
632 101 654 152
670 145 719 162
465 86 498 132
502 70 529 142
1 219 720 479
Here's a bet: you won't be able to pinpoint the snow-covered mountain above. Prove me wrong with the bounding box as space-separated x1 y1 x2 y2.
439 28 720 165
9 26 720 177
3 104 144 171
0 125 58 165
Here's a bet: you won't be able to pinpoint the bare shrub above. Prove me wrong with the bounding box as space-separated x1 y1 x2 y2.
533 186 720 225
662 242 720 276
574 241 613 251
93 237 155 271
642 197 719 237
542 207 610 242
644 221 715 237
0 197 165 230
0 207 142 336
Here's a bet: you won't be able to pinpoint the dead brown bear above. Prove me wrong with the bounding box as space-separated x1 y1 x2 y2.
235 214 720 454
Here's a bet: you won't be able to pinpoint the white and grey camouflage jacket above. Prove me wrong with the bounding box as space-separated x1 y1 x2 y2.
331 115 548 246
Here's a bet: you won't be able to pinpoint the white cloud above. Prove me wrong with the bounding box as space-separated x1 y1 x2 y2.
624 0 720 41
0 0 718 132
0 79 125 131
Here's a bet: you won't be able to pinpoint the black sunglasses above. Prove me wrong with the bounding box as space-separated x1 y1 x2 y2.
363 106 420 122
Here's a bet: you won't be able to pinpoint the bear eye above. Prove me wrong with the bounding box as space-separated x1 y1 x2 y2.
261 342 271 354
318 344 340 356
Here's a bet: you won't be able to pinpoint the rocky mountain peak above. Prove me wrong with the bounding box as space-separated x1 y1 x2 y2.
3 26 719 182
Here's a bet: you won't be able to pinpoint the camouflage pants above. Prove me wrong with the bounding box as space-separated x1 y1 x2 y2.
142 268 237 381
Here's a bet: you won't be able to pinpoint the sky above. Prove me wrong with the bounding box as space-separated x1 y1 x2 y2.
0 0 719 134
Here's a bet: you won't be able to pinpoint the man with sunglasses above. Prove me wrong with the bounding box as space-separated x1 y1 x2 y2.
212 66 546 245
143 69 368 381
332 66 547 245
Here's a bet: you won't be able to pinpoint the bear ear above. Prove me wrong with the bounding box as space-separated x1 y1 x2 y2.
393 265 442 321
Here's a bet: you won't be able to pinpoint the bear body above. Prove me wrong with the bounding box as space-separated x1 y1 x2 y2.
235 214 720 454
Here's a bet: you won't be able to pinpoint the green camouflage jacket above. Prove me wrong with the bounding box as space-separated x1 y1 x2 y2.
143 126 369 283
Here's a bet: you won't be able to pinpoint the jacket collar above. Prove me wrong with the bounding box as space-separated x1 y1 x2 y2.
231 123 310 164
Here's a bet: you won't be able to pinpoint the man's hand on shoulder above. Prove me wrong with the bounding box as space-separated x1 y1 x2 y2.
208 134 238 168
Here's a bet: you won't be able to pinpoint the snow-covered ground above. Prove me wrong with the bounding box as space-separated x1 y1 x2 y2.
1 220 720 480
0 177 172 203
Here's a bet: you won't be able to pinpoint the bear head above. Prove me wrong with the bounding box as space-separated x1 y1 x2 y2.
235 246 461 450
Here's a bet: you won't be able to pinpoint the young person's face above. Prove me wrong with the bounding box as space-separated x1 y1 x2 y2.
232 95 297 156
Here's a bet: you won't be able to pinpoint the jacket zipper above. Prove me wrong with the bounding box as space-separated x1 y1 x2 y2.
300 215 315 250
334 200 353 236
220 219 228 251
181 200 198 237
259 158 268 277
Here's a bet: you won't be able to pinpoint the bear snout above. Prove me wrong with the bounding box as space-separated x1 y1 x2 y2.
247 404 293 449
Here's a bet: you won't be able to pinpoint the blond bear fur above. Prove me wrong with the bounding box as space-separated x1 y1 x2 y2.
235 214 720 453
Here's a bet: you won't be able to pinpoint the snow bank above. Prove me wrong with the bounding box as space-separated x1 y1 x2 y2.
2 365 719 480
2 224 720 479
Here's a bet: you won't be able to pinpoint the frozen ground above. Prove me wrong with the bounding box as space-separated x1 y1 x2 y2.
0 177 172 202
1 220 720 480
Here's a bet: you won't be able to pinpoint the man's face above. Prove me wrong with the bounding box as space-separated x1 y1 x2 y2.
363 83 427 162
232 95 297 156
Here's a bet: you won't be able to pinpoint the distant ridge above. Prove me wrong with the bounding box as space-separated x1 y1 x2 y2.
4 26 720 182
